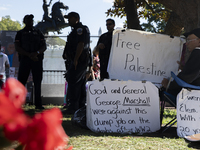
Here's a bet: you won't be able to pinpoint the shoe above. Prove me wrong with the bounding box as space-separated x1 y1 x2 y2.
35 106 45 110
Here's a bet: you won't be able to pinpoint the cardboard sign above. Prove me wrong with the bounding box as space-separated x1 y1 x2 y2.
108 29 184 84
86 80 160 134
177 88 200 137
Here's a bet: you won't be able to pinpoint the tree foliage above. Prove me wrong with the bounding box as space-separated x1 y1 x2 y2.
0 16 22 31
106 0 200 36
106 0 171 33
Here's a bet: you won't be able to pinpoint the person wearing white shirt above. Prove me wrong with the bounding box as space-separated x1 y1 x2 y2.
0 43 10 83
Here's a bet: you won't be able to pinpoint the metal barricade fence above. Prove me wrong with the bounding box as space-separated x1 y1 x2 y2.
42 70 66 84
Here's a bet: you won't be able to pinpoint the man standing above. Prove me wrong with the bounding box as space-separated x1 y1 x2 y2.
62 12 90 114
0 42 10 87
161 28 200 96
15 14 47 109
96 19 115 80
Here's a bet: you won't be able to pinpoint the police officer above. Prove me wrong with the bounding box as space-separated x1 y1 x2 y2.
96 19 115 80
15 14 47 109
63 12 90 114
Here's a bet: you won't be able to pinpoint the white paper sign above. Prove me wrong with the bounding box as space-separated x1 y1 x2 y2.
86 80 160 134
108 29 183 83
177 88 200 137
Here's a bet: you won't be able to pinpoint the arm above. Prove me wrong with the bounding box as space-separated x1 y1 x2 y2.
29 35 47 61
74 42 84 70
15 41 31 57
178 49 200 83
5 57 10 78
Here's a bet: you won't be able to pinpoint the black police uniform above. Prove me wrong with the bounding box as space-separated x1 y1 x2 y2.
65 22 90 113
15 27 46 107
97 31 113 79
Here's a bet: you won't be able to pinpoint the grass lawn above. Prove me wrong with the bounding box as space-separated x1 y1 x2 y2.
1 105 200 150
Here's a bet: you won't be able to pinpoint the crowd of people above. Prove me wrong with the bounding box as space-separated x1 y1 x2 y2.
1 11 200 116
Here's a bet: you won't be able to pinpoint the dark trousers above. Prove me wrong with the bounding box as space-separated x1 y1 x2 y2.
66 61 87 112
18 57 43 107
100 61 109 80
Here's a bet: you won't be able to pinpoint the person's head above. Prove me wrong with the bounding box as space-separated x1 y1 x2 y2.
106 19 115 32
64 12 80 27
184 28 200 52
23 14 34 28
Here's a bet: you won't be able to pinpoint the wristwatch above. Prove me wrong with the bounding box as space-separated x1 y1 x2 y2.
37 51 40 54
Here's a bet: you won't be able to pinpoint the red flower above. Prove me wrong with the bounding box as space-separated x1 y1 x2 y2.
2 78 27 108
20 108 70 150
0 78 72 149
3 113 30 141
0 93 25 125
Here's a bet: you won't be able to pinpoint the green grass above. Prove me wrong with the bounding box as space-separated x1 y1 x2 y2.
2 105 200 150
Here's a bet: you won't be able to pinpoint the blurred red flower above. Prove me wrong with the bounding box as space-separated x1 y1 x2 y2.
20 108 70 150
0 78 72 150
2 78 27 108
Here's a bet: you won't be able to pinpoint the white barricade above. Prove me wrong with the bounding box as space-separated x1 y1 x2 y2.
86 80 160 134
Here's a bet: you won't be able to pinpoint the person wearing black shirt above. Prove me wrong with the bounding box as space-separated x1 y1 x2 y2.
62 12 90 114
161 28 200 97
15 14 46 109
96 19 115 80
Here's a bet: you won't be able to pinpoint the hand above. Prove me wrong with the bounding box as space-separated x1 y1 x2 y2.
31 56 39 61
161 78 169 88
30 52 38 58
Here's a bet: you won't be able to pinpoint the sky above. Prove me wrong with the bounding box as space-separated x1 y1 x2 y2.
0 0 126 49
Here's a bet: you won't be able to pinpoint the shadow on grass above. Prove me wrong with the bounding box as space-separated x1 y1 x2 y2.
62 114 178 139
24 107 178 140
185 139 200 149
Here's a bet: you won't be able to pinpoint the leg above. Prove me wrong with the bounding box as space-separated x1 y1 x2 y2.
31 60 43 107
79 76 86 108
65 62 87 113
18 58 31 85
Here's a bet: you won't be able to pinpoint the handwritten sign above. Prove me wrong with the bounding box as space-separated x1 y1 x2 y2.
108 29 184 83
177 88 200 137
86 80 160 134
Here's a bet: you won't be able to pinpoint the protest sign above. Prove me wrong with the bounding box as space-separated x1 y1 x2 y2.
86 80 160 134
177 88 200 137
108 29 184 84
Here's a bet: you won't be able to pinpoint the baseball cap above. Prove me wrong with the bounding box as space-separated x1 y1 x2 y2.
23 14 34 24
183 28 200 38
64 12 80 19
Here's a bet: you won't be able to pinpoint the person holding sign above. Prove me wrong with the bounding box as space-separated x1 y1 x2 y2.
96 19 115 80
161 28 200 97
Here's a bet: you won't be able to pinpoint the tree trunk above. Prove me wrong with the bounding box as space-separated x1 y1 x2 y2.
164 12 183 36
150 0 198 33
124 0 142 30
